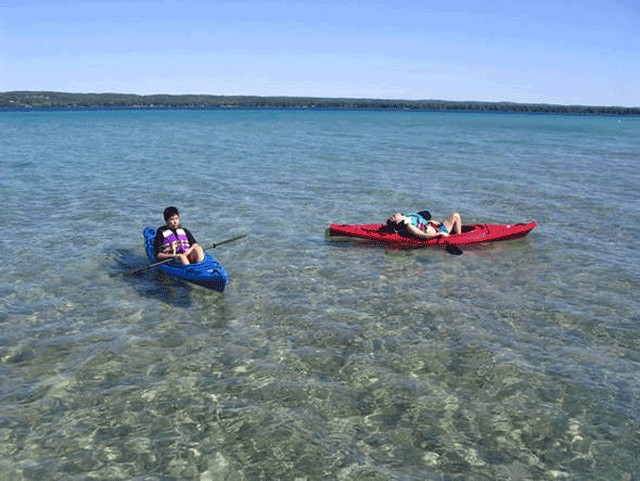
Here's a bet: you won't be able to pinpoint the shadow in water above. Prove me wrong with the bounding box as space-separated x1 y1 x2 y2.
107 248 194 307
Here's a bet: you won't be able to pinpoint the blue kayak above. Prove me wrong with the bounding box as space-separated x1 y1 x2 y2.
143 227 229 292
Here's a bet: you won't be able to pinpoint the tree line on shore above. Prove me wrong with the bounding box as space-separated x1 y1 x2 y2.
1 91 638 115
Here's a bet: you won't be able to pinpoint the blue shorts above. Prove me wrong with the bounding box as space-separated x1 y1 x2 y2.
437 224 449 234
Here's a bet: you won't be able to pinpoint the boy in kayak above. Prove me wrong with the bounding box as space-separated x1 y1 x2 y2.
153 206 205 265
386 210 462 240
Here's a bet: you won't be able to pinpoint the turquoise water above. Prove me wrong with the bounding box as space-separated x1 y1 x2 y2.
1 109 638 480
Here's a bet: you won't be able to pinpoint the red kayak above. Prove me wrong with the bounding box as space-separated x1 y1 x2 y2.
328 221 537 248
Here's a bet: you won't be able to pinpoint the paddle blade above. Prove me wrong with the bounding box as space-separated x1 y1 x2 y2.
445 244 463 255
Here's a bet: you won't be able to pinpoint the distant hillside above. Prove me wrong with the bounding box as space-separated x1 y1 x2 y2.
1 91 639 114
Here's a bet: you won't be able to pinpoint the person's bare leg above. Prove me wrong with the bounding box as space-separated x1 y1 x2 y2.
188 244 205 263
443 213 462 234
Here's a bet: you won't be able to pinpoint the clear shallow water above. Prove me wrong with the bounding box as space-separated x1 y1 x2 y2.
1 109 639 480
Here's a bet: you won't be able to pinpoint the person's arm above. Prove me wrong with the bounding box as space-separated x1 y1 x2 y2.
184 228 197 246
404 221 445 240
431 221 450 237
154 232 173 259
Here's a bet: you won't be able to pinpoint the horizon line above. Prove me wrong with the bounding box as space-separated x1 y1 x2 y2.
2 90 639 110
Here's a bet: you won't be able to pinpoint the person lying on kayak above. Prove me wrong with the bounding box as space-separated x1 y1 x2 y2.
386 210 462 240
153 206 205 265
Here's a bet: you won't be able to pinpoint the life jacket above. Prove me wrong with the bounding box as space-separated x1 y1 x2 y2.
404 213 439 233
161 228 190 253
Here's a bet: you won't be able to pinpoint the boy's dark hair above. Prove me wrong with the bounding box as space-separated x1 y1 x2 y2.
163 206 179 222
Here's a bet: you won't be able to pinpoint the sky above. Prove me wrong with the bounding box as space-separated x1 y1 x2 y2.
1 0 639 106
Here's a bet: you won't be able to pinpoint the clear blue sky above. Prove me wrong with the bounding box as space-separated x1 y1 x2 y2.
2 0 638 106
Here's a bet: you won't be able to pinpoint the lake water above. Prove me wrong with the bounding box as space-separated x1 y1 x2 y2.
1 108 638 480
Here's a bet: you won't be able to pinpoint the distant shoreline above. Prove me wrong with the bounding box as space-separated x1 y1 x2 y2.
1 91 639 115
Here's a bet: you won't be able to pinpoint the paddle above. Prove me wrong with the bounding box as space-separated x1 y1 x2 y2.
131 234 247 275
444 243 463 255
400 225 463 255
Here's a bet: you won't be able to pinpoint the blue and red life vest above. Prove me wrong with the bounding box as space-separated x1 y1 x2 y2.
404 213 439 233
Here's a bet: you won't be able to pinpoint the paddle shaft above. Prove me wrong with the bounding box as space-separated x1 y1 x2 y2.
132 234 247 274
